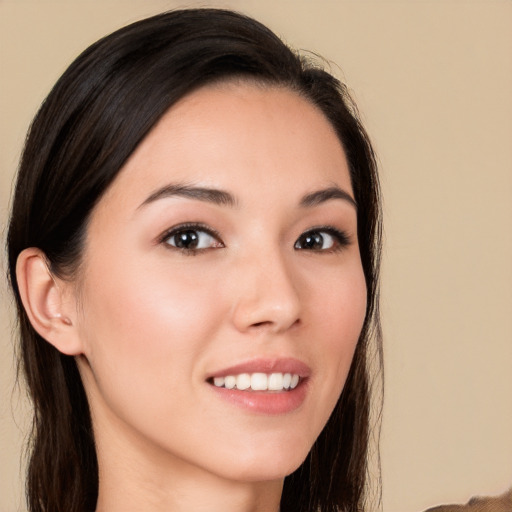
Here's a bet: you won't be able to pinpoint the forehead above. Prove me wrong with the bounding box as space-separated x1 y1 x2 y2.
97 82 352 211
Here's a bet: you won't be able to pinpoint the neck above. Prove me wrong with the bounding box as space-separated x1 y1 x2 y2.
95 465 283 512
91 407 283 512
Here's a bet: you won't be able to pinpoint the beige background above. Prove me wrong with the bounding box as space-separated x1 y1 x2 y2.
1 1 511 511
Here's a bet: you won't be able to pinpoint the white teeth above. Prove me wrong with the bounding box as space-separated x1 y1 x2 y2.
224 375 236 389
211 372 301 391
268 372 283 390
251 373 268 391
213 377 225 387
236 373 251 390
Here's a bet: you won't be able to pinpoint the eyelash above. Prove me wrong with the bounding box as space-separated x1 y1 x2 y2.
294 226 351 253
159 223 351 255
159 222 224 255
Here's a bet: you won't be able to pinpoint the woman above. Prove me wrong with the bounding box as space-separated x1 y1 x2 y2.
7 8 382 512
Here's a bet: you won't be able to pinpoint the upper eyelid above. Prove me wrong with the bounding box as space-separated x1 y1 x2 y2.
158 222 223 243
300 225 351 238
295 226 352 249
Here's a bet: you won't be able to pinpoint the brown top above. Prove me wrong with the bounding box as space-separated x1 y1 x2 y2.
423 488 512 512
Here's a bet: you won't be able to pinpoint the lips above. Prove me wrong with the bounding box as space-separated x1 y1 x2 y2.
207 357 311 379
206 358 310 414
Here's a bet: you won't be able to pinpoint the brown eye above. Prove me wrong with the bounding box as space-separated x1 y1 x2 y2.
171 229 201 249
294 228 349 251
163 225 223 251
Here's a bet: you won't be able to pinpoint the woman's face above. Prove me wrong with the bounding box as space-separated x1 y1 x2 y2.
73 82 367 483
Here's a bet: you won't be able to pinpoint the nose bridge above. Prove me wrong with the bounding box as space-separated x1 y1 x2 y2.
231 242 302 333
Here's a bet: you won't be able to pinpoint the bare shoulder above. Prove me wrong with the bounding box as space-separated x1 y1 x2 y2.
423 488 512 512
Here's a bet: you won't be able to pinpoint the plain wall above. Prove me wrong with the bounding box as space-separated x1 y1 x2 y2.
1 1 511 511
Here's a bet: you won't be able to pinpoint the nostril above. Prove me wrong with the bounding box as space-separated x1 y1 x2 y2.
251 321 272 328
249 318 300 330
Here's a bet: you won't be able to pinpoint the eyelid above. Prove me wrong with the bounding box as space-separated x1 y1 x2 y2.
158 222 224 247
295 225 351 251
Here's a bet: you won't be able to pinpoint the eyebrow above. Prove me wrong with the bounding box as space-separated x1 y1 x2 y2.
138 183 238 209
138 183 356 210
300 186 357 210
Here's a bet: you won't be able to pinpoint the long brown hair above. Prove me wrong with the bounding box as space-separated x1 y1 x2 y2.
7 9 382 512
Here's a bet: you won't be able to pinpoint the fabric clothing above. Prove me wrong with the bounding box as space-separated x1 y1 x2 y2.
423 488 512 512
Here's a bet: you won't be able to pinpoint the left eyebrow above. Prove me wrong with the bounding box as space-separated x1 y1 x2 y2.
300 186 357 210
138 183 238 209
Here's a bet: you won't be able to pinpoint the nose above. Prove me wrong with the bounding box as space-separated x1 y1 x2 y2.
230 249 302 334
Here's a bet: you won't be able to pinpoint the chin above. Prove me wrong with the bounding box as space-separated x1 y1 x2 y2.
217 443 310 483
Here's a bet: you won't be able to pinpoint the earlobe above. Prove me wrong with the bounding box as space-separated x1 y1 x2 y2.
16 248 83 356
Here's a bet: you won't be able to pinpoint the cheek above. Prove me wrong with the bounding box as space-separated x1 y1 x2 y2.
82 252 220 345
313 259 367 346
308 261 367 403
76 255 223 415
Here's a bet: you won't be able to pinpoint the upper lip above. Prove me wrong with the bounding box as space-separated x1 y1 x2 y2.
207 357 311 379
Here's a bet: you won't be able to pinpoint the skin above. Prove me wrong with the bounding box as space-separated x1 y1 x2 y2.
22 82 367 512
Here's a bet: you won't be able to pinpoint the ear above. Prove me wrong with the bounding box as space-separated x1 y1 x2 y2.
16 248 83 356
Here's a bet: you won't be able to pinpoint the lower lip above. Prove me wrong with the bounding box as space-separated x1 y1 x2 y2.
208 380 308 415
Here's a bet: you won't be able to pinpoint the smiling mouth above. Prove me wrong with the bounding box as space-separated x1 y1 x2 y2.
208 372 301 392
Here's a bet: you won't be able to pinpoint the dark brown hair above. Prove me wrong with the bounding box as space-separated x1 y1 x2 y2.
7 9 382 512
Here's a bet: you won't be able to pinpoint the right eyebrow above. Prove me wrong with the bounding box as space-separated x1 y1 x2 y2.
137 183 238 210
300 186 357 210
